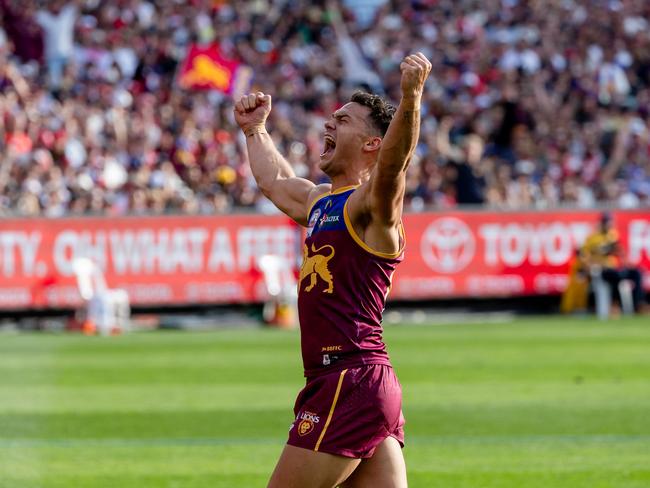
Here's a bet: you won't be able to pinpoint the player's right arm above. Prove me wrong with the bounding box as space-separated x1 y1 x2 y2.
234 92 328 226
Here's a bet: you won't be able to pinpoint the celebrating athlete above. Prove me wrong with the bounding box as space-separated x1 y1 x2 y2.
234 52 431 487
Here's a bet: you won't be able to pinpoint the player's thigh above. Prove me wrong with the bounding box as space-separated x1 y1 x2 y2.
267 444 361 488
340 436 407 488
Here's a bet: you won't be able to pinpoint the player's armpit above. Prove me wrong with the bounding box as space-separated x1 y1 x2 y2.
346 182 403 256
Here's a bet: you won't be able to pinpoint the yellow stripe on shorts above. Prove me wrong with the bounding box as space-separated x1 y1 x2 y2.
314 369 348 452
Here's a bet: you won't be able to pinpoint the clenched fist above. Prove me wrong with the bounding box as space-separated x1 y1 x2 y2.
399 52 431 101
234 92 272 135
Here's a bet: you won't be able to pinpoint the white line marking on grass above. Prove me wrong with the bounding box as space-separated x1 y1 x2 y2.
384 311 516 326
0 438 281 448
1 434 649 449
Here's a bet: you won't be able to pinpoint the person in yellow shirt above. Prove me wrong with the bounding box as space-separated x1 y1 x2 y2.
581 213 644 313
560 249 589 314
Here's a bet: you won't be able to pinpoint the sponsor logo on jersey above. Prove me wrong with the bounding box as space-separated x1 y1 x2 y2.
319 214 340 225
297 410 320 436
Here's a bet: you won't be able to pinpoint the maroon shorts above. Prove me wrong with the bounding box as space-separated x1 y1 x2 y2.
287 364 404 459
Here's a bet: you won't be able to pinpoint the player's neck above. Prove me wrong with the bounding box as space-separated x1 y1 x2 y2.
329 176 363 193
329 166 371 192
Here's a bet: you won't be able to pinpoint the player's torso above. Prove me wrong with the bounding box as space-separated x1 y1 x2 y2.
298 186 403 377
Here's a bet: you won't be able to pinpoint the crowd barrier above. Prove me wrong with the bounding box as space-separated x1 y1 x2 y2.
0 209 648 309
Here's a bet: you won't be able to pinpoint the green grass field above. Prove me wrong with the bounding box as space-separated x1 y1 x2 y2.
1 316 649 487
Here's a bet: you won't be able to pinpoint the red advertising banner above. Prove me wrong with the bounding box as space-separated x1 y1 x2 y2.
0 209 648 310
391 209 650 299
0 215 301 310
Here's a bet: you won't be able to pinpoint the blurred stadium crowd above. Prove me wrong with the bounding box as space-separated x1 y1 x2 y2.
0 0 649 217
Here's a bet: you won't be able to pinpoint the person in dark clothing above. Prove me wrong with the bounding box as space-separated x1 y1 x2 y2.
0 0 44 62
436 117 485 205
486 84 536 164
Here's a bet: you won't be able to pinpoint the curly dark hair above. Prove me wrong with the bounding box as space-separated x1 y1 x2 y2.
350 91 396 136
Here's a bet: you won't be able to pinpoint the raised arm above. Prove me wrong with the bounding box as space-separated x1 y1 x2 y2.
369 53 431 225
435 117 464 162
345 53 430 254
234 92 327 226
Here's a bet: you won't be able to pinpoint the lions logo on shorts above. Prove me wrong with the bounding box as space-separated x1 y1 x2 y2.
297 411 320 436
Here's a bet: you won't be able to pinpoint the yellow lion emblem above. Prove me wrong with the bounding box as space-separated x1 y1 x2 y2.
300 244 335 293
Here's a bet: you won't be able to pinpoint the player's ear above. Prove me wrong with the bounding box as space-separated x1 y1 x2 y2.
363 136 382 153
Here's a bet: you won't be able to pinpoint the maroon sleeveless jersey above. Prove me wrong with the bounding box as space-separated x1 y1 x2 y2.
298 186 404 377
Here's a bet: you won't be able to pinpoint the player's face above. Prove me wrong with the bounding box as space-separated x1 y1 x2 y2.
319 103 375 176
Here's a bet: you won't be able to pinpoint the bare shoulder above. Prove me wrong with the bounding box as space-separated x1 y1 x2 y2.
347 181 402 228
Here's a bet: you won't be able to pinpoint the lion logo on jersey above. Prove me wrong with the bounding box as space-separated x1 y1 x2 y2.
299 244 335 293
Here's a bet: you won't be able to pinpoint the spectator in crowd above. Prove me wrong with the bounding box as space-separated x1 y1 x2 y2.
435 117 485 205
0 0 43 62
581 212 645 313
35 0 78 90
0 0 649 217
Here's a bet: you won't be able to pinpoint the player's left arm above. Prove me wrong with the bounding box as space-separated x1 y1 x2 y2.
349 53 431 253
371 53 431 223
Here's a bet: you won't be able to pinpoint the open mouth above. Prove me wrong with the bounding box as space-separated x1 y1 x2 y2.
320 135 336 158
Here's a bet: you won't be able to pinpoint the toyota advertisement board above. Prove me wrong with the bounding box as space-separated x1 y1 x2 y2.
393 210 650 299
0 209 648 309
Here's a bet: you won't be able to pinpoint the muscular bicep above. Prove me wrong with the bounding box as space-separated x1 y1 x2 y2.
366 102 419 225
264 178 328 226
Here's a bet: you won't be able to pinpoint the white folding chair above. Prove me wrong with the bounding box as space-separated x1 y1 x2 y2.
72 257 131 335
590 266 634 320
257 254 297 326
